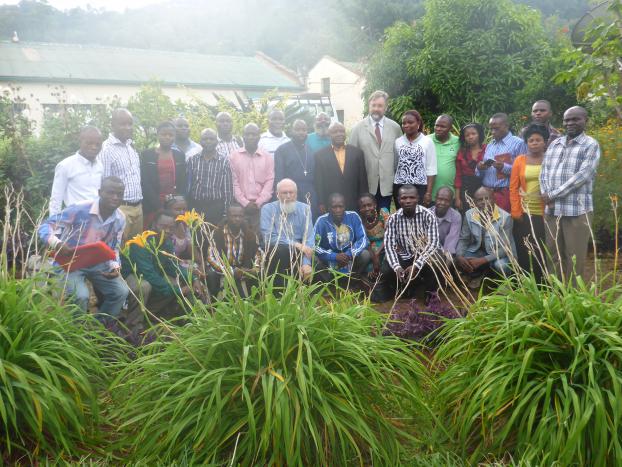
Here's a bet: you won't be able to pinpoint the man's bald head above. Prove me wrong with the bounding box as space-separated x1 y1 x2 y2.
110 108 133 142
563 106 588 138
268 109 285 136
292 119 308 145
242 123 260 151
328 122 346 147
78 126 102 161
215 112 234 139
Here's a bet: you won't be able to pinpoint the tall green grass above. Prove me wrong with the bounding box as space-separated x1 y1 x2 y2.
112 278 432 465
435 274 622 465
0 274 118 459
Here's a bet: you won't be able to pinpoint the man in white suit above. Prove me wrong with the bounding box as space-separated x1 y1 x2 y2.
349 90 402 211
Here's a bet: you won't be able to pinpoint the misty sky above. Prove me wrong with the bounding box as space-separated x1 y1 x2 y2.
0 0 165 11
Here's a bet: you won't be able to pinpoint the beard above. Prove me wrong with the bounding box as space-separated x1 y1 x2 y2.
280 200 297 214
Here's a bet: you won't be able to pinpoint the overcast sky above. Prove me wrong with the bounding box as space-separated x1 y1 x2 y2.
0 0 166 11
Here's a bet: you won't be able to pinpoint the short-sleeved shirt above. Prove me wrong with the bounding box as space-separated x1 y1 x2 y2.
431 134 460 197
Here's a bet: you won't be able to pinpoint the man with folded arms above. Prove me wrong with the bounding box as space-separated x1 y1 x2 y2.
38 176 129 322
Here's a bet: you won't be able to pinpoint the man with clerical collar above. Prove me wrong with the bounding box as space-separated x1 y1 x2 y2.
274 119 318 218
259 109 290 157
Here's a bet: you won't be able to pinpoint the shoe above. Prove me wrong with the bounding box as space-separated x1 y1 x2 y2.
370 286 392 303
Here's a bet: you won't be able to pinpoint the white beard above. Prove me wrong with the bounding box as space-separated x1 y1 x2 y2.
280 201 296 214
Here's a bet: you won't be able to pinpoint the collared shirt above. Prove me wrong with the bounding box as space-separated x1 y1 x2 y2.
540 133 600 216
173 139 203 162
333 145 346 173
306 132 331 156
520 123 562 148
99 134 142 203
38 198 125 269
187 150 233 205
394 133 437 185
258 131 290 157
369 115 385 138
216 135 242 157
229 147 274 207
384 205 440 271
457 206 515 262
433 206 462 255
207 224 246 273
49 152 103 215
477 132 528 189
431 133 460 197
260 200 314 265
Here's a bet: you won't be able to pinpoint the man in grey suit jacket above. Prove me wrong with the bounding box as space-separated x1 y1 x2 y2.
349 90 403 211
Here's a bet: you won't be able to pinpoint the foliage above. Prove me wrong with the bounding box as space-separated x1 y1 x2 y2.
111 279 431 465
591 121 622 246
555 0 622 122
0 274 116 458
435 274 622 465
365 0 576 126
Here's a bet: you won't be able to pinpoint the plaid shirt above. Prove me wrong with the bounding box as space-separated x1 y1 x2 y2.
477 132 527 189
540 133 600 216
384 205 440 271
186 150 233 206
99 134 143 203
206 224 246 273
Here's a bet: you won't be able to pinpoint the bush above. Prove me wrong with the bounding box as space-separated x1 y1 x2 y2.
0 274 117 459
111 279 432 465
435 274 622 465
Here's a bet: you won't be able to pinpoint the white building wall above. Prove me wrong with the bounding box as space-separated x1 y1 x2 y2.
307 57 366 129
0 81 241 132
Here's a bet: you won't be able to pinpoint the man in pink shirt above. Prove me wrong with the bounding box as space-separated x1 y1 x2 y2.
229 123 275 230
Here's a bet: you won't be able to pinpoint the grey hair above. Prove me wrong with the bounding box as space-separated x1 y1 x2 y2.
368 90 389 103
276 178 297 193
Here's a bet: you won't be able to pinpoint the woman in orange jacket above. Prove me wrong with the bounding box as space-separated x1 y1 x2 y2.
509 123 549 281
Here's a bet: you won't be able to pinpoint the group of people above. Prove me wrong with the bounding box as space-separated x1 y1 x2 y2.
39 90 600 328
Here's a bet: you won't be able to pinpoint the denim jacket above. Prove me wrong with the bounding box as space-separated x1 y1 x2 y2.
456 206 516 262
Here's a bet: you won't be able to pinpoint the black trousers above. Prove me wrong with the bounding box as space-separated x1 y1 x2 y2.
376 256 439 300
512 213 545 282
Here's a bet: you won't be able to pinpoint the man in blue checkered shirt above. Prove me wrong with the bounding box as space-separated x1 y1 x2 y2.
540 106 600 282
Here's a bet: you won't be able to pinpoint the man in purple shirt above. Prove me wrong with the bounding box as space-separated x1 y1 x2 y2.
432 187 462 257
229 123 275 230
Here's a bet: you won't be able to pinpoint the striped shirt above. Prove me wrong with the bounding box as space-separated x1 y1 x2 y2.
384 205 440 271
540 133 600 217
99 134 142 203
216 136 242 157
477 132 527 189
186 150 233 206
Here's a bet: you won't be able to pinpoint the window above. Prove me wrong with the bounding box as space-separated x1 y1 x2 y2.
321 77 330 95
337 109 344 123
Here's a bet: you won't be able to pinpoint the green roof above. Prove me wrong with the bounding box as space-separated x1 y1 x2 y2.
0 41 303 91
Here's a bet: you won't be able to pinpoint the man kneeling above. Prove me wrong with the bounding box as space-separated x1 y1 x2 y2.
314 193 370 283
371 185 440 303
455 186 516 289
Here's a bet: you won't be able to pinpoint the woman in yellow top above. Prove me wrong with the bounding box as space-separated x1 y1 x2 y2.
510 123 549 281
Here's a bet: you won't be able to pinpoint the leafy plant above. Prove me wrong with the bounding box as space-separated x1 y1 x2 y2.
0 274 116 459
111 278 432 465
435 274 622 465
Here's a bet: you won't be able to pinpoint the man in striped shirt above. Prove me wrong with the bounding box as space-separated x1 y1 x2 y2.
187 128 233 226
99 108 143 240
215 112 243 156
476 113 527 213
540 106 600 282
371 184 440 303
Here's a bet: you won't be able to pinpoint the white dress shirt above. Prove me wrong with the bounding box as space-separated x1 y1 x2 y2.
258 131 290 157
49 152 104 215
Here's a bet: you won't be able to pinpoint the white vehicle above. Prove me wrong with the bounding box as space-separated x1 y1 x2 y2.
267 93 339 123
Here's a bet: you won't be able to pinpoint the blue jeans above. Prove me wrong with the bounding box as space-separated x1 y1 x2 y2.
464 250 512 275
64 262 129 319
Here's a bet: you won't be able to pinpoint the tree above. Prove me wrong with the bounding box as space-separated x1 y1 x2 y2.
365 0 575 125
555 0 622 121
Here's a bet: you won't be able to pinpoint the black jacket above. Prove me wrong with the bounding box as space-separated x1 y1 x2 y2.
140 148 187 215
314 144 368 211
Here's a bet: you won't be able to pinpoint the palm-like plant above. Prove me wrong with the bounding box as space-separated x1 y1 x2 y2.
436 274 622 465
112 278 432 465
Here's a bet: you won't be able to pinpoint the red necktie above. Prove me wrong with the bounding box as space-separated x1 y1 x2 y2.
375 122 382 147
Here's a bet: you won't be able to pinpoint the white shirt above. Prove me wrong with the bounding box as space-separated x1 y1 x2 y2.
174 139 203 162
369 115 386 138
49 152 104 215
394 134 437 185
258 131 290 157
